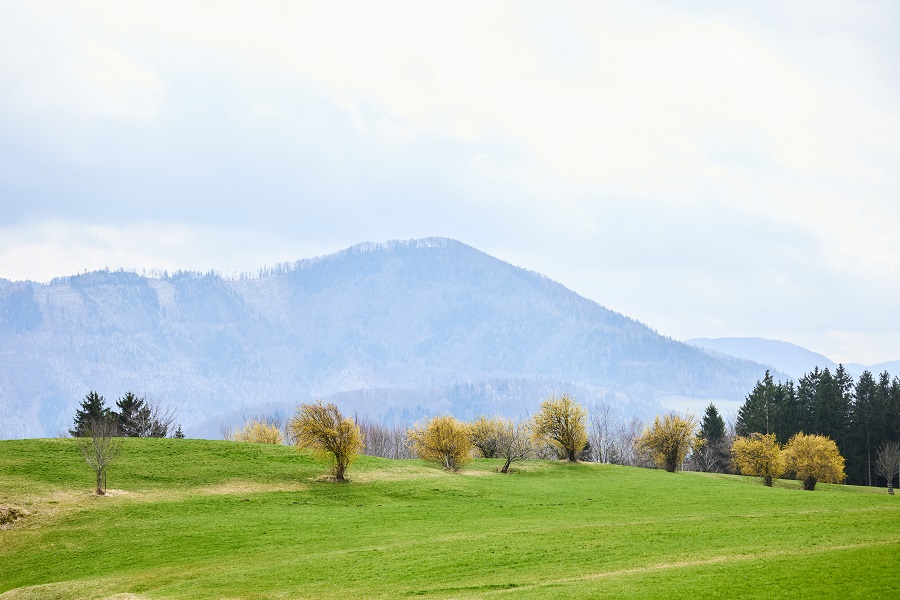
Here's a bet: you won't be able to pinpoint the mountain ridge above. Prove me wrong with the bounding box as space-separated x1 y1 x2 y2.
0 237 776 438
686 337 900 380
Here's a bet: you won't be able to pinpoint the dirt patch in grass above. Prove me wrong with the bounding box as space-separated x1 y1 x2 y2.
190 480 310 497
0 505 26 528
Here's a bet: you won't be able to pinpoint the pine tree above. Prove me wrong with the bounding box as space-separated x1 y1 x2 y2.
172 425 185 439
736 371 777 436
696 403 728 472
69 391 113 437
832 365 855 452
700 403 726 443
851 371 877 486
797 367 821 433
116 391 145 437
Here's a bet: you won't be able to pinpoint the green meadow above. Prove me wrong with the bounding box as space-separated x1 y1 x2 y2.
1 438 898 599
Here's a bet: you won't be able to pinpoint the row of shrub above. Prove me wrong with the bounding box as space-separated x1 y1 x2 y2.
225 395 899 493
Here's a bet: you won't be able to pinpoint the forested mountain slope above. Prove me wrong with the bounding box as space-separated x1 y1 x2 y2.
0 238 772 437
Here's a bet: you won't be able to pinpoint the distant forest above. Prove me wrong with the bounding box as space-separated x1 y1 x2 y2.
736 367 900 486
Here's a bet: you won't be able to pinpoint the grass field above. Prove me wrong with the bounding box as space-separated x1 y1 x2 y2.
1 438 898 599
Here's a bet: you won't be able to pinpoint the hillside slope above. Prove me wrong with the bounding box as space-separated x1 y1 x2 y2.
1 439 897 598
0 238 772 437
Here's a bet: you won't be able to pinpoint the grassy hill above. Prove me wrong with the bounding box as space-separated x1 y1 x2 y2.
1 438 898 599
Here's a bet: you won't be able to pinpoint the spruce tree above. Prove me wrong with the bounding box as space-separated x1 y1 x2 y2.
699 403 725 443
736 371 777 436
851 371 877 486
697 403 728 472
69 391 112 437
116 391 145 437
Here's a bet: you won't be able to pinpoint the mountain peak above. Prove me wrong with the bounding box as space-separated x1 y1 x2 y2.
1 240 772 438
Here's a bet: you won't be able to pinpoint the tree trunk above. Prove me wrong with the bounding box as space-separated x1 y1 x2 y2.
334 464 346 482
96 471 105 495
500 459 512 474
803 477 817 491
888 481 894 495
665 456 677 473
764 475 773 487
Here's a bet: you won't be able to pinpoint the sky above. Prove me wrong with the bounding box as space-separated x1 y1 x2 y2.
1 1 898 365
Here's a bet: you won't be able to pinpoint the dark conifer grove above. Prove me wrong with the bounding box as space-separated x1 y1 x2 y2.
736 368 900 487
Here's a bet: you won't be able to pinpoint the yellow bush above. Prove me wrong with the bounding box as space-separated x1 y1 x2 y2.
531 394 587 462
233 420 285 445
291 400 363 482
782 432 845 490
636 413 699 472
731 433 784 486
406 416 473 471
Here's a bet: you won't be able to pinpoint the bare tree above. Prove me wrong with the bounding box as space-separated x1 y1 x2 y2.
604 416 645 466
875 441 900 495
589 402 619 464
692 438 730 473
494 419 533 473
357 417 413 459
74 418 123 495
128 397 177 438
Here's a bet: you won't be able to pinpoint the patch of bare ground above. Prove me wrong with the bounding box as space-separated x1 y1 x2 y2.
0 481 312 531
0 582 151 600
193 480 309 496
0 506 26 529
351 464 448 483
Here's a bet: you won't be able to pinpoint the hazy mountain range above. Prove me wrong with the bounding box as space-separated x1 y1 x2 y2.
686 337 900 381
2 238 781 438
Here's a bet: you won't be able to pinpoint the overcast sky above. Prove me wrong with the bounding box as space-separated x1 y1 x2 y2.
1 1 898 365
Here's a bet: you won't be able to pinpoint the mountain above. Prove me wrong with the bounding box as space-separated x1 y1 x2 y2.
685 337 900 381
1 238 774 438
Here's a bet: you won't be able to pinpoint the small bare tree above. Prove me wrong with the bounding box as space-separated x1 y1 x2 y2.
494 419 533 473
128 397 177 438
357 417 413 459
74 418 123 495
610 417 645 466
875 441 900 495
589 402 619 464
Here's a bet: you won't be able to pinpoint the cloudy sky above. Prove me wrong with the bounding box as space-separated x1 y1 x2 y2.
1 1 898 364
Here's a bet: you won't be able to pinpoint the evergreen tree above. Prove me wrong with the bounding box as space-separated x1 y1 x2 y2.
851 371 877 486
797 367 821 434
69 391 113 437
115 392 171 437
699 403 725 443
736 371 777 437
116 391 145 437
172 425 185 439
832 365 855 451
878 373 900 449
696 403 728 472
772 380 800 444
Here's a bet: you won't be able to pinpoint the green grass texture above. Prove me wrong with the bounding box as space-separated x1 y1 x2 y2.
1 438 898 599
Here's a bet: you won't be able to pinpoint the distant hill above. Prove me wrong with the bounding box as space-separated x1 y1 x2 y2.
0 238 774 438
685 337 900 381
